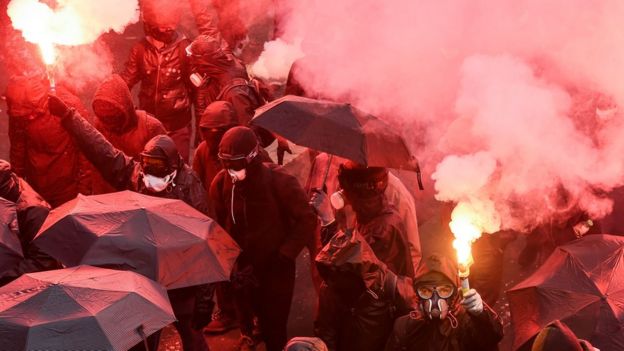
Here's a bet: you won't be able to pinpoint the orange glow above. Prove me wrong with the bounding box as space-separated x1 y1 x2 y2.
449 203 484 277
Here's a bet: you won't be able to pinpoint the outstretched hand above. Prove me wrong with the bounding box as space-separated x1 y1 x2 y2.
461 289 484 315
48 94 72 119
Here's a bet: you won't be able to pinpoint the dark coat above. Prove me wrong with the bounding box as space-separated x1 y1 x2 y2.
120 36 192 131
209 160 316 266
92 74 167 194
61 111 209 215
314 222 416 351
6 81 93 208
384 255 503 351
0 162 60 285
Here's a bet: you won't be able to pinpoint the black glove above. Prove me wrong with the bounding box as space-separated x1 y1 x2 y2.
48 94 73 119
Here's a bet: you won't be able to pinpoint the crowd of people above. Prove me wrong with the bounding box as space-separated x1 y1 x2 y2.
0 1 606 351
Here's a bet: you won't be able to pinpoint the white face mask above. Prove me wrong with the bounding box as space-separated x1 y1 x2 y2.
142 170 177 192
330 190 345 210
227 168 247 182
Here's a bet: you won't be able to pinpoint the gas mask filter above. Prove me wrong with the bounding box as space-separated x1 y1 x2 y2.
330 190 346 210
189 72 208 88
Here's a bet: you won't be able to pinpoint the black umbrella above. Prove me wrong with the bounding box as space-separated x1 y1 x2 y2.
33 191 240 289
252 95 423 188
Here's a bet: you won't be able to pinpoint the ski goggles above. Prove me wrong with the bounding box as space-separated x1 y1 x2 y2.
416 284 455 299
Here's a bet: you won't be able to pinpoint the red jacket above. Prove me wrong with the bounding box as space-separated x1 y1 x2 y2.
7 80 93 208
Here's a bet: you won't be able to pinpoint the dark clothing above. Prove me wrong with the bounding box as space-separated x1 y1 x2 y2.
384 306 503 351
384 254 503 351
314 226 415 351
7 86 92 207
0 164 60 286
193 141 221 191
92 74 167 194
209 160 316 351
61 111 209 215
120 36 192 132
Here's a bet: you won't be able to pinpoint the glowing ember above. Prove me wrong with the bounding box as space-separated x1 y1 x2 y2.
450 207 481 276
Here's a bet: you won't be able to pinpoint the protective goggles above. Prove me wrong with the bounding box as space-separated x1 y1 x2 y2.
416 284 455 299
140 156 170 178
218 148 258 171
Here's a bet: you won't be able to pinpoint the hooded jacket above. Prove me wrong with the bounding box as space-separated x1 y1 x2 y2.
92 75 167 194
530 320 594 351
384 254 503 351
192 101 238 190
314 229 416 351
6 77 93 207
208 128 316 266
0 160 60 285
60 110 209 215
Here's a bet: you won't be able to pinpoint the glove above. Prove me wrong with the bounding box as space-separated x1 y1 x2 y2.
309 189 335 226
48 94 73 119
461 288 484 315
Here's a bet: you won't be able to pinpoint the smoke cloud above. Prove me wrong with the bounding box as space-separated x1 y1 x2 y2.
276 0 624 232
249 38 303 82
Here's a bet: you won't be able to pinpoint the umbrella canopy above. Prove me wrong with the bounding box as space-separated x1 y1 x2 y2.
0 197 22 277
507 234 624 350
0 265 175 351
33 191 240 289
252 95 419 172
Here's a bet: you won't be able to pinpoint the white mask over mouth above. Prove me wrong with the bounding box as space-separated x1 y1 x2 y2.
142 170 177 192
227 168 247 182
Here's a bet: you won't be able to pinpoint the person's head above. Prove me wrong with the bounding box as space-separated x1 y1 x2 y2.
141 0 181 44
0 160 20 203
199 101 238 150
186 35 232 83
139 135 181 193
5 75 49 120
218 126 259 182
337 161 388 223
414 254 459 321
285 337 329 351
92 74 135 134
531 320 594 351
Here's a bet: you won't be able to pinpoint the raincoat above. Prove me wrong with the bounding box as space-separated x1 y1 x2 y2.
314 229 416 351
384 255 503 351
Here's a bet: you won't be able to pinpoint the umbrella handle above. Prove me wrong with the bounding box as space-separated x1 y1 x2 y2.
321 155 334 193
137 325 149 351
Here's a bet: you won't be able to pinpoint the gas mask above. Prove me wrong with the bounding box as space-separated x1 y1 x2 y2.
227 168 247 182
417 284 455 320
189 72 208 88
142 170 177 193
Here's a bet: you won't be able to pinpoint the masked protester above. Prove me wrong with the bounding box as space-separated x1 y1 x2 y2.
310 163 414 351
91 74 167 194
47 94 211 351
5 76 93 208
209 126 316 351
120 0 194 160
0 160 61 286
384 254 503 351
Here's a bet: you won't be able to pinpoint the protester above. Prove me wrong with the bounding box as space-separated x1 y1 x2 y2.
310 162 415 351
0 159 60 286
529 320 597 351
5 76 93 208
187 35 261 124
47 94 210 351
285 337 329 351
91 74 167 194
120 0 193 160
384 254 503 351
209 126 316 351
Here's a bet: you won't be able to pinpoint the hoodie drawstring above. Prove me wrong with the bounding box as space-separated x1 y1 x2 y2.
231 182 237 224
